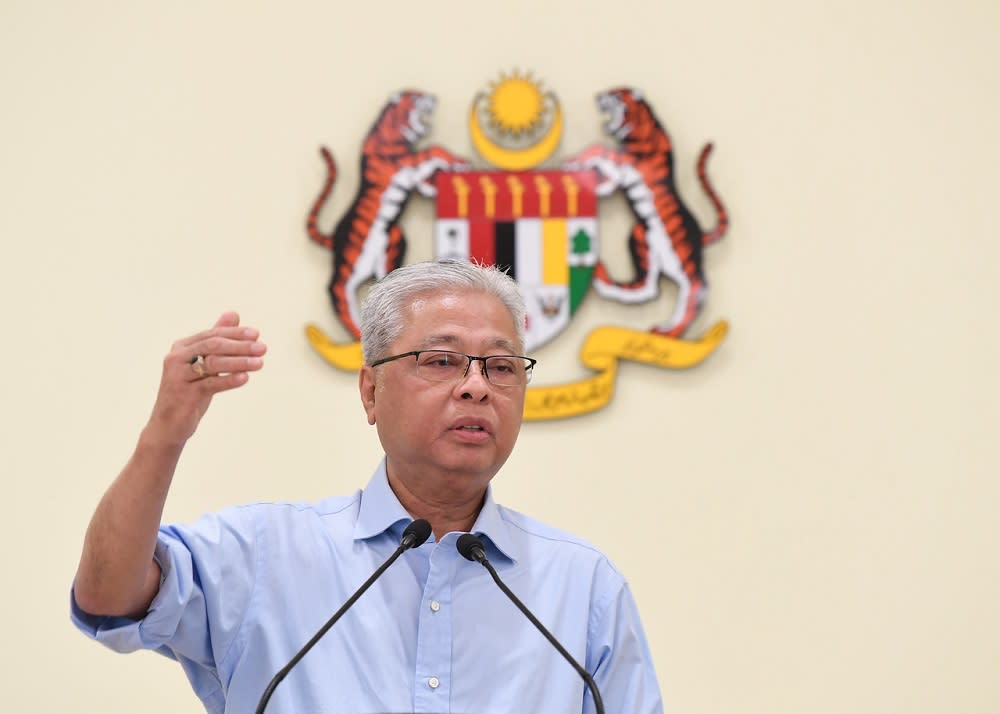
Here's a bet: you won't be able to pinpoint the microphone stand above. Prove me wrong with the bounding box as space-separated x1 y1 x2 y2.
457 533 606 714
255 519 432 714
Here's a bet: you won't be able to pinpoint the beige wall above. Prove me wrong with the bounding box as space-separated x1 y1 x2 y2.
2 0 997 711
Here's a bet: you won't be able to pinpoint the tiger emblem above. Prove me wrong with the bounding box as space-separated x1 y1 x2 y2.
307 90 470 338
564 87 728 338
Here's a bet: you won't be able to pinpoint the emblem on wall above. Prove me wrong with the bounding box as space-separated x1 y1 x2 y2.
305 72 730 420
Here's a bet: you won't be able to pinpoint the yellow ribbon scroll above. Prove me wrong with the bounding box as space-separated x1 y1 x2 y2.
523 321 728 420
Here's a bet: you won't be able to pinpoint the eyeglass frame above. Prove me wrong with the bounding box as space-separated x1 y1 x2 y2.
368 349 537 387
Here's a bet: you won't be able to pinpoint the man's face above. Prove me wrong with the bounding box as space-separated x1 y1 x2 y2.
359 289 526 498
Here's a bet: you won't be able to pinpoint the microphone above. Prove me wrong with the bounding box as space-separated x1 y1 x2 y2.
456 533 606 714
255 518 433 713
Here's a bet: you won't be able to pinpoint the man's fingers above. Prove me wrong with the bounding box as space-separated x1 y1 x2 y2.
160 314 266 390
195 371 251 393
194 355 265 377
213 311 240 329
177 325 260 349
183 335 268 360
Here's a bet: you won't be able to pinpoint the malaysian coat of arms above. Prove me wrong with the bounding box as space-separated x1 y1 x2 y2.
304 72 729 420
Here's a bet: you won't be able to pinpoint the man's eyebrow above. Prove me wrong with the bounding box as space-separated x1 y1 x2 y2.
417 334 460 349
490 338 519 353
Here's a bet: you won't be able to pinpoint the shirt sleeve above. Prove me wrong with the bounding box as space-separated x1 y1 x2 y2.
586 577 665 714
69 505 260 702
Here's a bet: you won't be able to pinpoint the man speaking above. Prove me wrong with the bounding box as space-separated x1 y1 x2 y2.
71 260 664 713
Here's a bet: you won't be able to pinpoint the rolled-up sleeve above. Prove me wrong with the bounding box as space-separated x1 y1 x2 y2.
70 504 259 705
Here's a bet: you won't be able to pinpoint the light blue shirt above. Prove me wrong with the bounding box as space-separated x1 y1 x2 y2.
72 461 664 714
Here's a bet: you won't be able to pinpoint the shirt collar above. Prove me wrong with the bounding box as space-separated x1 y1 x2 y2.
353 458 519 565
354 459 413 542
469 485 518 565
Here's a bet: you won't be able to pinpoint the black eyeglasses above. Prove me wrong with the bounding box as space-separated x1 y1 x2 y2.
370 350 537 387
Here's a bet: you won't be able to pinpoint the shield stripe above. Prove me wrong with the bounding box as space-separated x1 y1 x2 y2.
515 219 542 286
542 219 566 286
470 219 495 266
495 221 516 278
567 218 598 313
435 218 470 262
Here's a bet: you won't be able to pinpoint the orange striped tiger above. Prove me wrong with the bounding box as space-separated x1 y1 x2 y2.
564 87 728 338
307 91 469 338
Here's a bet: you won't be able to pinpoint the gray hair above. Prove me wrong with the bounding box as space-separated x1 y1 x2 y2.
360 260 527 364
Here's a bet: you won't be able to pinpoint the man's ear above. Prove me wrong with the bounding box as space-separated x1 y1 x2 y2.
359 365 377 425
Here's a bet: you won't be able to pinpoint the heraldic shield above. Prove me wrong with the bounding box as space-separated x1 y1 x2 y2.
434 170 598 352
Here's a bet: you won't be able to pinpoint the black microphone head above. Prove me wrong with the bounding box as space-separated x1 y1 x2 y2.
401 519 432 549
456 533 486 562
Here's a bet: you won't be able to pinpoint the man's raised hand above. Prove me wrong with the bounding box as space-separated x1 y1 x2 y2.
146 312 267 445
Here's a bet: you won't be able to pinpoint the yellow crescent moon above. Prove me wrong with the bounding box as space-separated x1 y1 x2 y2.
469 94 563 170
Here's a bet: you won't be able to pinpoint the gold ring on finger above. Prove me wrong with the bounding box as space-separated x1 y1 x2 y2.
189 354 209 378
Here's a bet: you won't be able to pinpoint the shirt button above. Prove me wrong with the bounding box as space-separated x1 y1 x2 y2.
429 600 441 612
428 677 440 689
